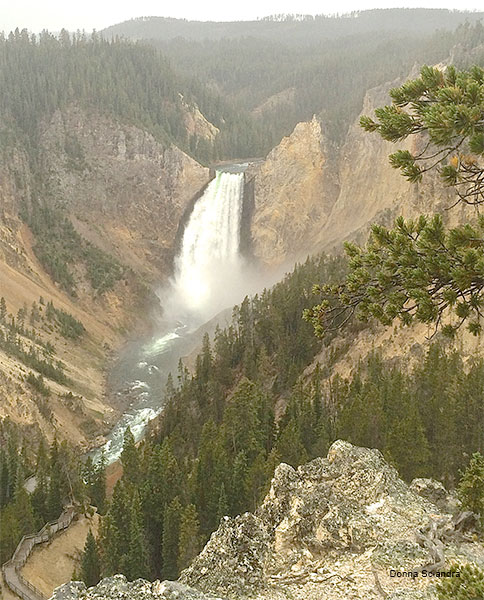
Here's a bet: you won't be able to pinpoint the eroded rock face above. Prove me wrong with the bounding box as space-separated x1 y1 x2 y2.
316 77 467 252
53 442 483 600
39 106 209 277
249 116 338 266
249 73 473 266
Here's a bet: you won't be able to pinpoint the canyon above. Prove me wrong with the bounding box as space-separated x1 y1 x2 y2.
1 20 483 600
1 61 481 450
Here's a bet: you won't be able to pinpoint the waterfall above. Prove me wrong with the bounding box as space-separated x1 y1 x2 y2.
91 167 279 465
169 170 245 322
92 169 248 465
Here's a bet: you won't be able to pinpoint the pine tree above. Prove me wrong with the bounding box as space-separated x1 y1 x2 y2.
121 427 139 486
216 483 229 522
307 65 484 339
383 369 430 481
245 451 269 511
31 440 49 526
337 364 386 451
80 530 101 587
0 448 10 507
139 445 165 575
162 497 182 580
0 505 21 563
224 379 263 459
230 451 248 515
436 563 484 600
125 492 150 580
47 438 63 520
177 504 201 572
198 332 212 385
91 453 107 514
13 488 35 536
0 297 7 322
30 301 40 326
98 513 121 576
195 420 228 532
101 481 131 573
274 418 308 468
159 438 182 505
457 453 484 525
46 301 55 321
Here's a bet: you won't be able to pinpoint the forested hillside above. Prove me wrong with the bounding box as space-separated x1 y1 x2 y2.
103 10 484 43
104 11 484 147
0 421 104 564
79 252 484 583
4 12 483 164
0 31 222 162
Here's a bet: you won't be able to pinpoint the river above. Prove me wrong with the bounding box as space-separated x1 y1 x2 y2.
90 166 249 465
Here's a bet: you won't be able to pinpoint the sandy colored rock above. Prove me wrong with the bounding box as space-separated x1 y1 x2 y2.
249 116 338 266
54 442 483 600
249 70 474 267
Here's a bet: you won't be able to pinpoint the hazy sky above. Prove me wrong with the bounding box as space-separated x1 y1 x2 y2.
1 0 483 34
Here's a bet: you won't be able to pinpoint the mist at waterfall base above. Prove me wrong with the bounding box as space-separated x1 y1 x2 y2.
161 170 259 326
92 169 278 465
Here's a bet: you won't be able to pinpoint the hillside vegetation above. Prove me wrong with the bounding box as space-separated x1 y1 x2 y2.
92 254 483 581
105 11 484 148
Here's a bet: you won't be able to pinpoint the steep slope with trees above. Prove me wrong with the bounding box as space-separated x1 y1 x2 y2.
0 32 213 452
69 252 483 583
104 10 484 154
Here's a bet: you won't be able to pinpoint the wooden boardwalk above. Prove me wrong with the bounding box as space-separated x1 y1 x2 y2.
2 507 76 600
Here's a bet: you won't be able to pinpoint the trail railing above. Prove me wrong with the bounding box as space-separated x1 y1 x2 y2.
1 506 76 600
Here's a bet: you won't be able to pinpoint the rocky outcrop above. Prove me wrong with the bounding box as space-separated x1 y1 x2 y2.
51 442 484 600
52 578 224 600
179 95 219 141
248 116 339 266
409 479 460 514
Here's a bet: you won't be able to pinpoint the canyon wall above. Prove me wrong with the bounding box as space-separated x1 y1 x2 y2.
248 116 338 266
40 106 209 277
0 106 210 448
249 76 471 266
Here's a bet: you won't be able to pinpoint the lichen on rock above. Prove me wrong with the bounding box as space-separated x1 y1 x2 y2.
50 441 484 600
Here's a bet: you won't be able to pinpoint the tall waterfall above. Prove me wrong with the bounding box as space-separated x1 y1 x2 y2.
92 167 282 465
169 170 245 322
